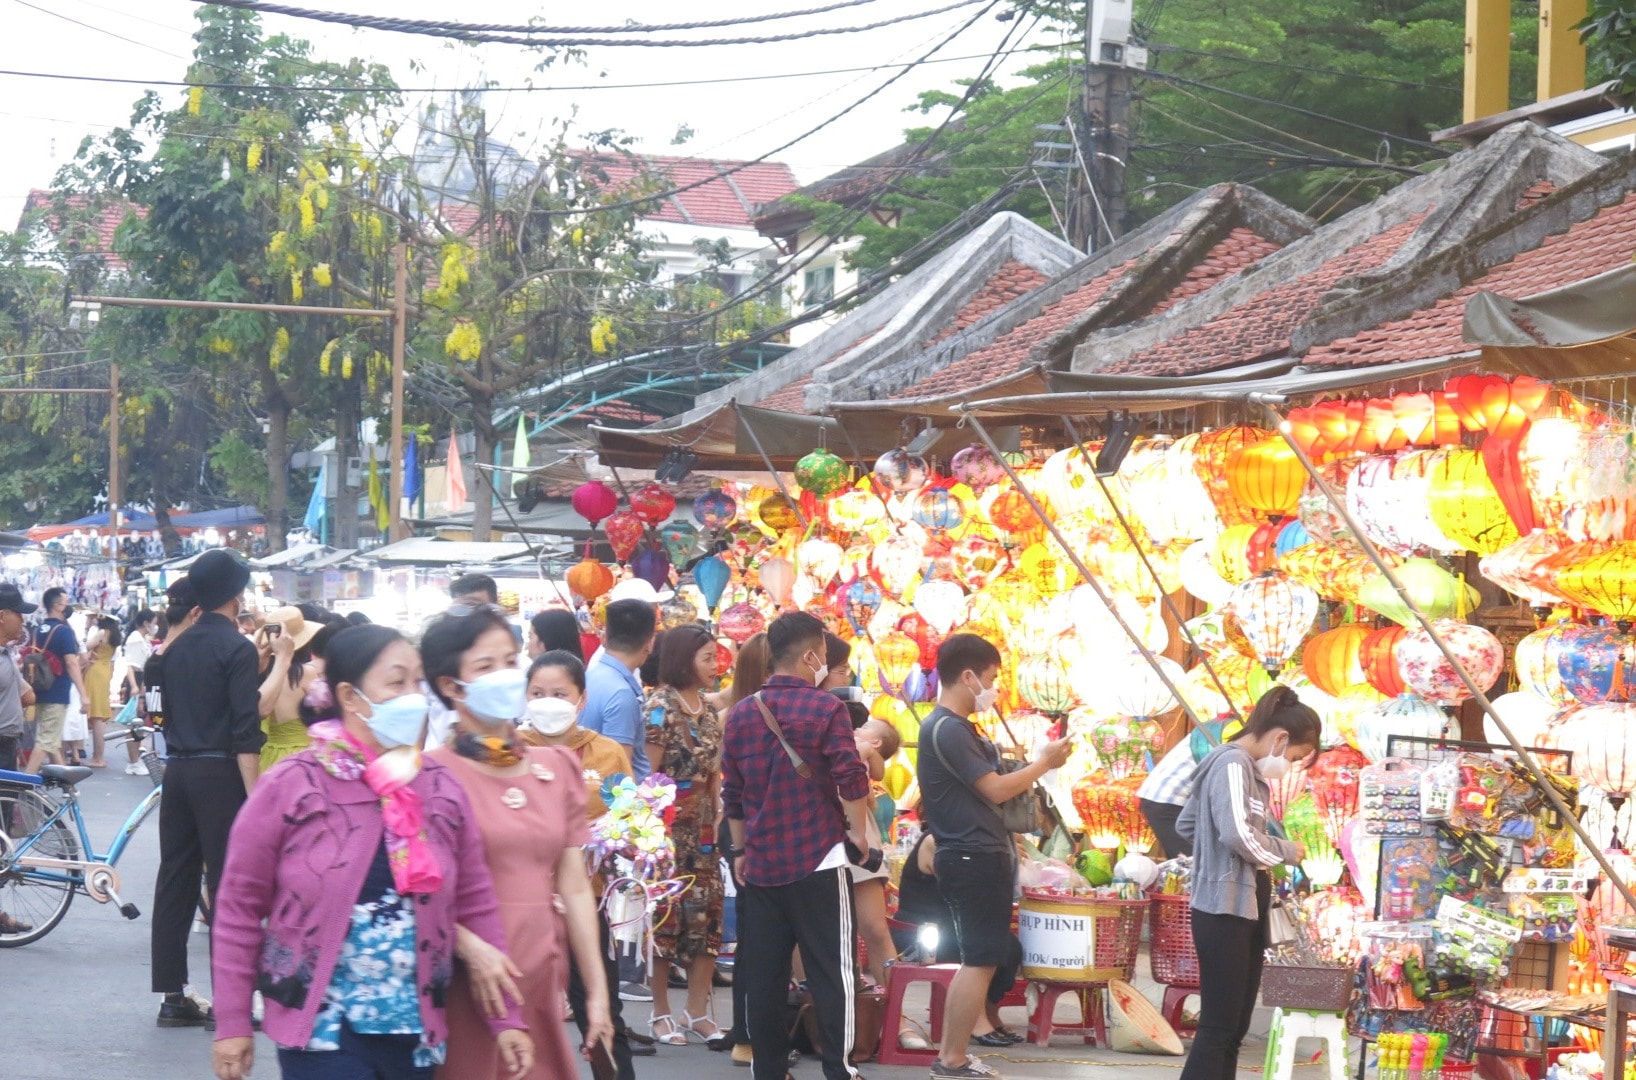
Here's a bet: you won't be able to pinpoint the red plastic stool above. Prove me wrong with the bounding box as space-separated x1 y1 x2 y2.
1025 980 1109 1047
876 962 959 1066
1161 984 1198 1035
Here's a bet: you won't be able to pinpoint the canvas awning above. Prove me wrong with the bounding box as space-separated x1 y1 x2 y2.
590 402 905 470
1462 263 1636 380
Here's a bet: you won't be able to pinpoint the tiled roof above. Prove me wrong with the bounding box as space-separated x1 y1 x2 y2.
899 260 1136 399
1148 228 1285 316
756 374 812 410
1102 212 1429 376
923 260 1053 347
1306 191 1636 368
575 153 798 230
21 189 145 271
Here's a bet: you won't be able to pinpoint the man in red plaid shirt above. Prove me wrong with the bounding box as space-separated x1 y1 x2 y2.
723 611 872 1080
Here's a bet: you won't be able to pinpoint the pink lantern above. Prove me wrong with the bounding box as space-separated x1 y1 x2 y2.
603 511 646 564
1354 693 1448 763
950 444 1005 492
718 602 766 644
1394 619 1504 706
1225 572 1320 675
572 481 619 527
759 557 796 607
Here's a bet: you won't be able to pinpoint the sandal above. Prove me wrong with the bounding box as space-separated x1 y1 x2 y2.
0 912 34 934
683 1010 729 1050
898 1026 933 1051
649 1015 688 1046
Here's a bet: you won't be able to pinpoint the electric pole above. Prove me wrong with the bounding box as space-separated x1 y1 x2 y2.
1072 0 1142 252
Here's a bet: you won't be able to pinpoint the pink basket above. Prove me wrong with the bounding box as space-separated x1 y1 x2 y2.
1148 893 1200 987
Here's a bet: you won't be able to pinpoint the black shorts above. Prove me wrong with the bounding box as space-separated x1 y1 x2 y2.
933 847 1016 968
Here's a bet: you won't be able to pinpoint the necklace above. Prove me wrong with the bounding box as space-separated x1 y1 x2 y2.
675 689 705 716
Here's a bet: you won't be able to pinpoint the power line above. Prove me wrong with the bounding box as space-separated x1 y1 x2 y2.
1147 43 1461 94
196 0 993 49
12 0 189 61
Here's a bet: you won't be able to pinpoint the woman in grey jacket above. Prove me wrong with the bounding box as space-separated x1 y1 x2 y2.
1175 686 1321 1080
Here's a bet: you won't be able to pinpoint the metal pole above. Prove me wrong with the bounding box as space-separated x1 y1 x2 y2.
1255 398 1636 918
961 410 1206 732
388 242 408 542
108 362 120 578
75 295 391 319
732 402 810 531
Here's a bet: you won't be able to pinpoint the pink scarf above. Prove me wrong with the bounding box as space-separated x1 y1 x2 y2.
309 721 444 895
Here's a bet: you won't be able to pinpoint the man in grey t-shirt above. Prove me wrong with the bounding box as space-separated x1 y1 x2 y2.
0 583 39 773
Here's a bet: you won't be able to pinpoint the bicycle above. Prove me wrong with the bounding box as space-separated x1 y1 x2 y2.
0 723 165 946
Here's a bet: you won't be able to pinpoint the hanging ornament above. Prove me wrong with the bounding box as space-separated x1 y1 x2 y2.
1357 558 1479 627
1298 458 1360 545
842 577 884 636
874 631 922 692
795 449 851 497
1225 439 1305 518
1479 529 1573 611
1017 541 1077 596
567 557 614 603
1514 623 1574 705
1394 620 1504 706
1354 693 1448 764
604 511 646 564
987 487 1044 540
1018 657 1076 714
1559 702 1636 805
950 534 1009 592
872 449 929 494
629 482 677 527
1179 539 1234 607
572 481 619 527
1192 425 1274 527
912 486 967 533
1209 523 1260 586
1097 653 1184 719
950 444 1005 492
1425 448 1521 555
657 521 700 567
797 537 844 587
867 598 911 644
1069 586 1169 654
873 535 925 598
1519 417 1590 529
692 555 731 612
1482 691 1557 749
1345 455 1422 556
659 595 699 630
1555 623 1633 705
1301 624 1371 698
1359 625 1409 698
630 547 671 592
1551 541 1636 629
759 557 796 607
1226 572 1320 675
693 489 738 533
718 602 766 645
828 490 886 534
913 579 966 636
757 494 800 536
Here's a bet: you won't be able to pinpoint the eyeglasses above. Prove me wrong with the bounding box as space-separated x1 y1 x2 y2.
445 602 507 618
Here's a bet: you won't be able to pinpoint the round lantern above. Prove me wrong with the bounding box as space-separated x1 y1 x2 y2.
631 547 671 591
1070 586 1168 654
629 482 677 526
718 602 766 645
913 579 966 636
693 489 738 533
1519 417 1590 531
797 537 844 587
660 595 699 629
1245 521 1283 575
1394 620 1504 706
1551 541 1636 628
1301 624 1370 697
1132 433 1221 543
1481 690 1557 749
951 534 1009 592
1555 623 1633 705
912 486 967 533
795 449 850 497
1179 539 1234 607
1226 572 1320 674
658 521 699 566
950 444 1005 492
1514 624 1574 705
1357 558 1479 627
1479 529 1572 610
759 557 796 607
873 535 925 598
1298 458 1361 545
1275 519 1313 559
842 577 884 636
988 488 1043 539
872 449 929 494
758 494 800 535
1017 541 1077 596
1354 693 1448 763
566 556 614 602
1225 439 1304 518
873 631 922 691
604 510 646 563
1345 455 1422 556
1559 702 1636 800
1018 658 1075 714
1191 425 1273 527
1097 653 1184 719
828 490 886 534
1359 625 1409 698
692 555 731 612
1425 448 1521 555
1210 524 1260 586
571 481 619 527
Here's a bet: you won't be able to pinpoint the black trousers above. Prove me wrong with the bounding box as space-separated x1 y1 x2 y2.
1140 798 1192 859
1179 876 1270 1080
739 867 858 1080
151 757 246 994
567 907 636 1080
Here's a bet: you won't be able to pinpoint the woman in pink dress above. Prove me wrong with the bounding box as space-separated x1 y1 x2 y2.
421 605 613 1080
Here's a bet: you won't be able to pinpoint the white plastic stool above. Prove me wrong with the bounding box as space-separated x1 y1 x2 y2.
1262 1007 1348 1080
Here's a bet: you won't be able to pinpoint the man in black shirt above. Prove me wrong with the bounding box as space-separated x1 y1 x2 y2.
150 551 262 1029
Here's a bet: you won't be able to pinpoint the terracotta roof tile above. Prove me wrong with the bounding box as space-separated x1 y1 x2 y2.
21 189 145 271
1148 228 1285 316
1306 192 1636 368
923 260 1053 347
756 374 813 410
574 153 798 230
1103 213 1429 376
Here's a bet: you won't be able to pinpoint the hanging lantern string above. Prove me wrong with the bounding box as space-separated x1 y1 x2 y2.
732 402 811 532
959 408 1208 736
1257 397 1636 923
1060 411 1245 727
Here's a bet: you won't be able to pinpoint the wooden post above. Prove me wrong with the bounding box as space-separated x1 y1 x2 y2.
388 241 408 541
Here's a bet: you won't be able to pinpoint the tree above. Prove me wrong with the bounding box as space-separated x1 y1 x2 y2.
1581 0 1636 96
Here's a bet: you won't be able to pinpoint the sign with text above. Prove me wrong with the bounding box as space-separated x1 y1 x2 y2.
1018 902 1096 976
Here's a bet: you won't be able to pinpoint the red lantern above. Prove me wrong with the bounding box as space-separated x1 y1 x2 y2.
1302 624 1371 698
1246 521 1282 575
898 612 943 671
604 511 646 563
1226 440 1305 518
1359 625 1408 698
1481 435 1539 535
571 481 619 527
629 482 677 526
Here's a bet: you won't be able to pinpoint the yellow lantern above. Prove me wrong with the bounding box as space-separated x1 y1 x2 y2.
1017 541 1077 596
1551 541 1636 629
829 490 885 533
1210 523 1260 585
873 631 922 690
1192 425 1275 527
1226 439 1305 518
1425 447 1520 555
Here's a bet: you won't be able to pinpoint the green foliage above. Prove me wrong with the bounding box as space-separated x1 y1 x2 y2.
1582 0 1636 94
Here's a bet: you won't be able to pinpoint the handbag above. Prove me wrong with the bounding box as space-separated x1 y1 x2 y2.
796 978 886 1064
929 713 1038 834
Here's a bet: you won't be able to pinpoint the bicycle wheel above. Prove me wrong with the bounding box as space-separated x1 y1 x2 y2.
0 788 80 947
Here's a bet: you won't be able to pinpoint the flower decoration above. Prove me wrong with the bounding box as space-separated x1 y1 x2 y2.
1394 619 1503 706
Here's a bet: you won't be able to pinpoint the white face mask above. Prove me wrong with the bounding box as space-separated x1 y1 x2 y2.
805 651 829 688
523 697 578 737
967 673 998 714
1256 739 1291 780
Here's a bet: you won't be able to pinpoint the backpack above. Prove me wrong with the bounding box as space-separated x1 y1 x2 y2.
19 624 65 696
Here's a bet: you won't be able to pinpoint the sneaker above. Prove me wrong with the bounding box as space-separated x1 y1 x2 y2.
157 992 215 1029
930 1057 1000 1079
125 763 145 776
618 980 653 1002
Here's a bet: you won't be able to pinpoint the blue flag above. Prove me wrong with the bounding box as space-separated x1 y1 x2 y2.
404 435 422 502
303 459 327 533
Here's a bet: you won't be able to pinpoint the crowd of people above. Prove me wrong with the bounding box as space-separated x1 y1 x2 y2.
0 557 1313 1080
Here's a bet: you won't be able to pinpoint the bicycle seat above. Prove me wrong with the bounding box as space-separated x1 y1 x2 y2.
38 764 93 787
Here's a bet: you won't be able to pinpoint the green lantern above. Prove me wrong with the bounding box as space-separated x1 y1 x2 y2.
795 448 851 497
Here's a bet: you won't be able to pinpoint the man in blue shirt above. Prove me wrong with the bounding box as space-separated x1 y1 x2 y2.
26 587 88 773
582 598 657 779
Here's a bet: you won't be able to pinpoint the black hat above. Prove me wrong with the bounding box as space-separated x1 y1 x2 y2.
187 550 251 611
165 577 199 614
0 583 36 614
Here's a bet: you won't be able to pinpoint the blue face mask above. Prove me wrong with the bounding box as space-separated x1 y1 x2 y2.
459 667 527 726
358 691 428 750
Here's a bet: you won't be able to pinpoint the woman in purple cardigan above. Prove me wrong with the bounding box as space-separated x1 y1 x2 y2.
211 626 534 1080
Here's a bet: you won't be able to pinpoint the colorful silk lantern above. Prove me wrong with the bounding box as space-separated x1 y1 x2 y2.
873 535 925 598
1096 653 1184 719
693 555 731 612
1346 455 1424 556
1210 524 1260 586
1226 439 1305 518
1514 623 1574 705
719 602 766 645
1555 624 1633 705
567 557 614 602
1357 558 1478 627
631 547 671 592
1179 539 1234 607
660 595 699 629
759 557 796 607
1426 448 1521 555
1394 619 1504 706
1192 425 1274 527
629 482 676 526
1355 693 1448 763
1301 624 1370 697
872 449 929 494
693 489 738 533
1226 572 1320 675
842 576 884 636
604 510 646 563
1298 458 1360 545
951 534 1009 591
1479 529 1573 610
1018 657 1076 714
757 494 800 535
1017 542 1077 596
1307 745 1368 847
1560 702 1636 799
1519 417 1589 530
658 521 699 566
1482 690 1557 749
873 631 922 692
1551 541 1636 629
988 487 1044 539
794 449 850 497
797 537 844 587
1359 625 1409 698
572 481 619 527
950 444 1005 491
912 486 966 533
913 579 966 636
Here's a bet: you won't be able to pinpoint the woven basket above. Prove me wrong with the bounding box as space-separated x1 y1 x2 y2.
1260 964 1353 1013
1148 894 1200 987
1019 891 1148 983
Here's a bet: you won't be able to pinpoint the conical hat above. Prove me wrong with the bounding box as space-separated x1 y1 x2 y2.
1105 980 1184 1056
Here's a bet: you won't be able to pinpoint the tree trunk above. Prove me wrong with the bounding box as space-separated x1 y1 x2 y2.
153 506 183 558
334 393 359 548
471 416 494 542
265 398 290 553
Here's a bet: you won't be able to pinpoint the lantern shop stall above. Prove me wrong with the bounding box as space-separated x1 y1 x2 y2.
579 348 1636 1072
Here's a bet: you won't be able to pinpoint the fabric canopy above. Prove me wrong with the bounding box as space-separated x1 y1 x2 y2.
1463 263 1636 380
591 402 904 470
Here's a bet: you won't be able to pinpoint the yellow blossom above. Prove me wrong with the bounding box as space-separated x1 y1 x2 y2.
208 336 234 355
590 315 613 355
320 338 338 375
311 263 333 288
341 350 354 380
269 327 290 371
187 86 203 115
290 269 304 302
444 320 482 362
315 186 329 211
246 138 263 172
299 196 316 237
268 230 287 256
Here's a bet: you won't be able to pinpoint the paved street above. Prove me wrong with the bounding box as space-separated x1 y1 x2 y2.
5 768 1295 1079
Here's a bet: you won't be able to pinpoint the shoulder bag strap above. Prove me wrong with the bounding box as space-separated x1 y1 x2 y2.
753 692 814 780
927 712 1008 813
